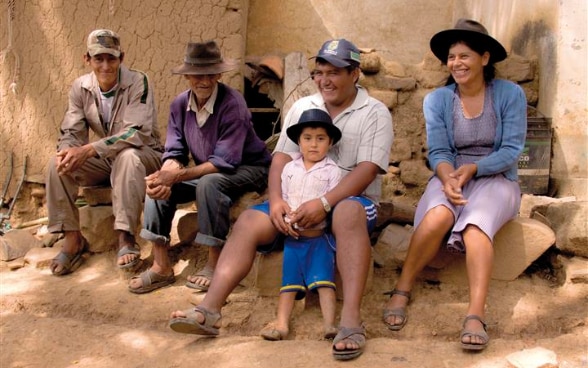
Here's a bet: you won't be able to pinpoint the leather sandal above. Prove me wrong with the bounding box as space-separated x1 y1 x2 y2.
169 305 222 336
332 325 366 361
460 315 489 351
382 289 411 331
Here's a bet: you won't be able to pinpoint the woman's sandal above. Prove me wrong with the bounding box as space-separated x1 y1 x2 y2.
382 289 411 331
168 305 222 336
460 315 489 351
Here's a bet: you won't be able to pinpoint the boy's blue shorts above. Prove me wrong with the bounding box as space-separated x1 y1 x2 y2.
251 196 377 253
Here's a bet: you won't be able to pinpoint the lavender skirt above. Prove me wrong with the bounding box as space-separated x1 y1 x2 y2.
414 174 521 253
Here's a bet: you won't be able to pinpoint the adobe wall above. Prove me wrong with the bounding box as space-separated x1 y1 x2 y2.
247 0 587 200
457 0 587 199
0 0 585 225
0 0 249 186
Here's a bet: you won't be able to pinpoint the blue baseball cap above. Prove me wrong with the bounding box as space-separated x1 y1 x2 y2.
311 39 361 68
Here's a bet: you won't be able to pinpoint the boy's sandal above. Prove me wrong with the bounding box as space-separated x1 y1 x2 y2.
460 315 489 351
382 289 411 331
168 305 222 336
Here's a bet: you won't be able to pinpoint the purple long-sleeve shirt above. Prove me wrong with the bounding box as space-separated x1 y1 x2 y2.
162 83 271 171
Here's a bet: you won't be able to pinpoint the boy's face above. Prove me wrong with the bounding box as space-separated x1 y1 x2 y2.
298 126 332 164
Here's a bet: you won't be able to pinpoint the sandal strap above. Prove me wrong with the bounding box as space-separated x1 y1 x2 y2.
463 314 487 330
193 305 221 328
383 289 411 300
333 326 366 345
117 244 140 257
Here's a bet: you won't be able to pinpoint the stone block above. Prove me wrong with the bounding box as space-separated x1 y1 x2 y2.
359 52 381 74
492 217 556 281
79 205 117 253
24 246 62 269
379 76 417 91
171 210 199 246
389 138 412 163
545 201 588 257
519 194 576 218
506 347 558 368
0 229 43 261
368 89 398 109
562 256 588 284
496 54 535 82
399 159 433 186
242 251 283 296
373 223 413 268
81 186 112 206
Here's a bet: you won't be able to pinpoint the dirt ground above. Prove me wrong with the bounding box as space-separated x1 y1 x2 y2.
1 240 587 368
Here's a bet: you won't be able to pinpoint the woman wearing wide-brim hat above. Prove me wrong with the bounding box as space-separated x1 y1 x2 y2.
382 19 527 351
129 40 271 295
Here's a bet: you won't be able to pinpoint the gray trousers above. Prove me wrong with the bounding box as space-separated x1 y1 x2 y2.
141 165 269 247
46 146 161 234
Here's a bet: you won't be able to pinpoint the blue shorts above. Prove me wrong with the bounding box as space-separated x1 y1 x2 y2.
280 233 336 300
251 196 377 253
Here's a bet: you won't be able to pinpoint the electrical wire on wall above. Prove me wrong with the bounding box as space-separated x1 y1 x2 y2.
0 0 20 96
109 0 116 16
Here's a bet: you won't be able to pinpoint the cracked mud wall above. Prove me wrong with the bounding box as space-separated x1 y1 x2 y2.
0 0 249 187
0 0 585 225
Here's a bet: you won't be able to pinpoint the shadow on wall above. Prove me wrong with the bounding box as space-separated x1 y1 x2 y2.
511 20 556 79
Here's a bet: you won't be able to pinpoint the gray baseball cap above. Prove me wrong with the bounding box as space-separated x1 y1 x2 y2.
87 29 122 57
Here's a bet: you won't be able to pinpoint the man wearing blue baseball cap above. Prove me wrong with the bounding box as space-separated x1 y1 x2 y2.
169 38 394 361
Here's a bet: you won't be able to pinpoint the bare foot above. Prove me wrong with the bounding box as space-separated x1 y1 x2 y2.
260 321 289 341
324 325 338 340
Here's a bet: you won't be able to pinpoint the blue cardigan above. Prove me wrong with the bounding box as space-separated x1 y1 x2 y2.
423 79 527 181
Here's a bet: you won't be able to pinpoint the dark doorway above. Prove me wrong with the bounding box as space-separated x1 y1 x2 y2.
244 78 281 141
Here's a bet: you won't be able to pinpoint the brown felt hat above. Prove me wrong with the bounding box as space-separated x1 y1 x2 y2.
430 18 507 64
171 41 238 75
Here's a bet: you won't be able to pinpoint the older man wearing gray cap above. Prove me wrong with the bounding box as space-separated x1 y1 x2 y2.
47 29 162 276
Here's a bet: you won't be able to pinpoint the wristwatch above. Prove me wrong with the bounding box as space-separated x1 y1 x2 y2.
320 196 331 213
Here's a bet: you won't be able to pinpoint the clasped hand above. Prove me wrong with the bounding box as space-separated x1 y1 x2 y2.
442 164 477 206
55 145 95 176
145 169 178 200
269 198 325 239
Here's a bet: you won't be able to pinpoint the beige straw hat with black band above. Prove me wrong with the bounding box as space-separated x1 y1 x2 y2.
430 18 507 64
172 40 238 75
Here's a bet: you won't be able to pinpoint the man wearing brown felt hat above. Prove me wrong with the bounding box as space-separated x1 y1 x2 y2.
128 40 271 294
